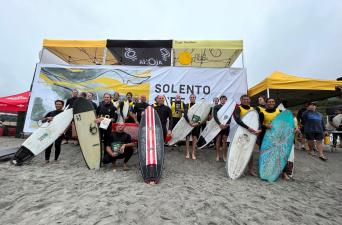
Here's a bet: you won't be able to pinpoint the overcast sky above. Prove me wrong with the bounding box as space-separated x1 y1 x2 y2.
0 0 341 96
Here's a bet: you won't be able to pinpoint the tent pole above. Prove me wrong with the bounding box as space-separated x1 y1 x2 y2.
267 88 270 98
39 48 45 63
102 48 107 65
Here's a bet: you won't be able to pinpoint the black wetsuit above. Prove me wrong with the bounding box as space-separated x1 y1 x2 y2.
184 102 201 138
65 96 78 109
233 105 252 129
213 104 231 136
44 110 64 161
103 132 133 164
96 101 118 142
153 104 173 140
133 102 149 123
89 101 98 110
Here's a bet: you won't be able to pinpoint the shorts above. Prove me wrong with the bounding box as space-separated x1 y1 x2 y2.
187 126 200 138
305 132 323 141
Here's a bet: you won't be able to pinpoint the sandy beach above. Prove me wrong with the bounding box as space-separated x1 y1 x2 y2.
0 136 341 225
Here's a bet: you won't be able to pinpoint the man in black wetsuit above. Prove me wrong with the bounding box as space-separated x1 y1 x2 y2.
153 95 172 141
184 94 200 160
63 89 79 144
95 93 118 143
43 100 65 163
86 92 98 110
213 95 231 162
233 95 261 177
103 122 136 171
65 89 79 108
132 94 149 124
297 103 309 151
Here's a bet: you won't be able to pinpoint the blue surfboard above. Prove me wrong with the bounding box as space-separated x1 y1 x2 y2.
259 110 295 182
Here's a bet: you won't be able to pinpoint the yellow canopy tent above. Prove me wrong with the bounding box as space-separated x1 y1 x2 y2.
42 39 117 65
248 71 342 107
173 40 243 68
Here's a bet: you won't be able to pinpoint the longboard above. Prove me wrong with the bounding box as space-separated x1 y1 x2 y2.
227 110 259 179
12 108 73 165
73 98 101 170
197 100 236 148
138 106 164 183
168 99 211 146
259 110 295 182
0 147 19 159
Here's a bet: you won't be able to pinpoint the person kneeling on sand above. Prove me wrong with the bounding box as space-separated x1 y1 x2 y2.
103 122 136 171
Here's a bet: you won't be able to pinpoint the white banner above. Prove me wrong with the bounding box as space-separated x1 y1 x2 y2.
24 64 247 132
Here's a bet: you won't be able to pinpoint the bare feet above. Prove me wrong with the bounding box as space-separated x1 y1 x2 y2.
123 163 129 171
319 155 328 161
44 160 49 164
216 156 220 162
192 154 196 160
149 181 156 185
308 151 317 156
223 157 227 162
186 153 190 159
248 171 257 177
282 173 290 180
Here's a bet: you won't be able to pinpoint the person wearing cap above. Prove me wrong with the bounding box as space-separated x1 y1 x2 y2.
302 102 328 160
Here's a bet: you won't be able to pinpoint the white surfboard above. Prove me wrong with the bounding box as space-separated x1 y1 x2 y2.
12 108 73 165
277 103 286 111
332 114 342 127
168 99 211 146
22 109 73 155
198 99 236 148
287 145 295 178
118 100 129 122
227 110 259 180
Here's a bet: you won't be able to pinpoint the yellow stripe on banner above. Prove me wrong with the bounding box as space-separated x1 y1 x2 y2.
173 40 243 49
43 39 107 48
39 73 150 99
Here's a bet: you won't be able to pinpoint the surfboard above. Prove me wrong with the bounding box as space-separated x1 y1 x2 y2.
259 110 295 182
12 108 73 165
277 104 295 178
0 147 19 159
168 99 211 146
277 103 285 111
332 114 342 128
118 100 130 122
73 98 101 170
286 145 295 178
138 106 164 183
197 99 236 148
227 110 259 180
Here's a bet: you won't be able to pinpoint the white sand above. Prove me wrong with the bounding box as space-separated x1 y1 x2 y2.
0 136 341 225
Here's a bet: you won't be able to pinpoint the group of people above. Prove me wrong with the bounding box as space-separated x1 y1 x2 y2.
43 89 331 179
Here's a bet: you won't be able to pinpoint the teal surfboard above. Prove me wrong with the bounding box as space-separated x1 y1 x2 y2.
259 110 295 182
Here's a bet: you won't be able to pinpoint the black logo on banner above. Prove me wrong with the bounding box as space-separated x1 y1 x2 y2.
108 47 171 66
